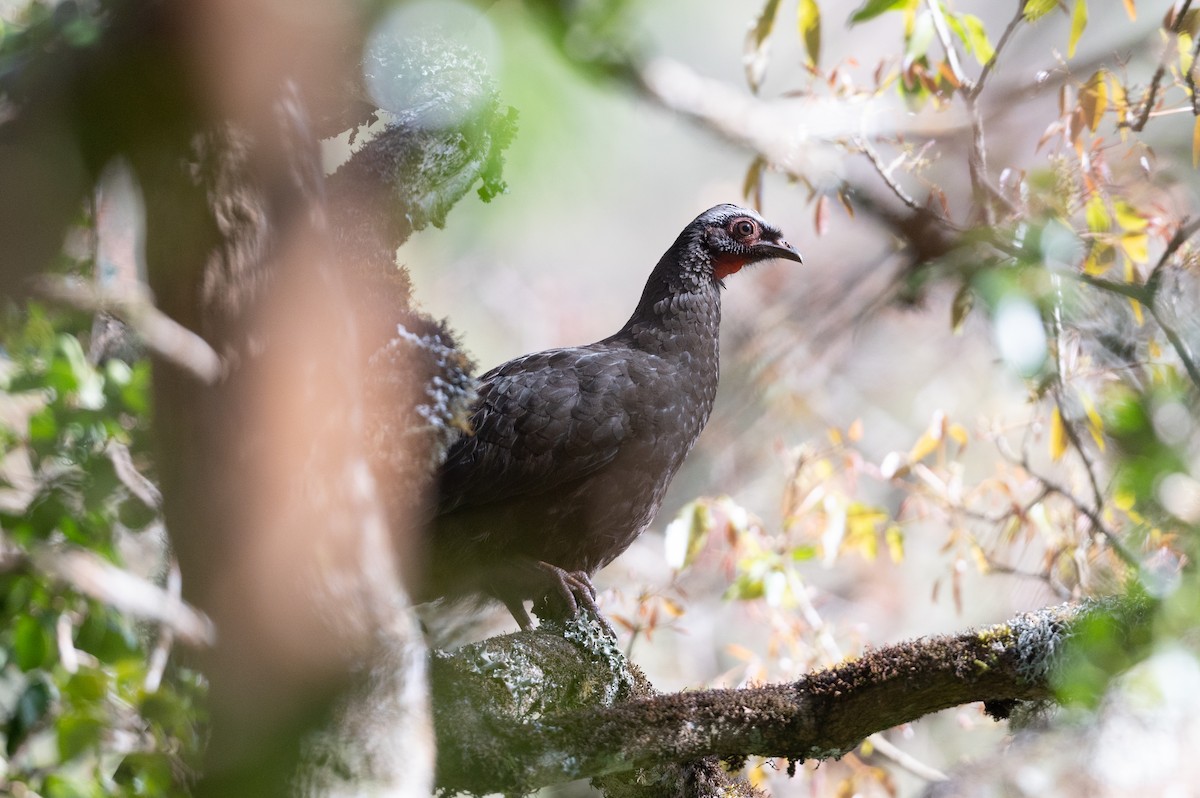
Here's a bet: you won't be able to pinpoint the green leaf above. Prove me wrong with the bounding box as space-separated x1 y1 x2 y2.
1068 0 1088 57
42 772 100 798
57 712 104 761
64 668 110 703
6 678 53 756
13 614 51 671
951 283 974 333
1024 0 1058 21
798 0 821 68
959 13 995 65
848 0 909 25
790 544 818 561
745 0 783 92
905 11 936 63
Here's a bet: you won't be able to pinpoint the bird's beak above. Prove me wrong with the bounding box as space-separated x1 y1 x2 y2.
753 239 804 264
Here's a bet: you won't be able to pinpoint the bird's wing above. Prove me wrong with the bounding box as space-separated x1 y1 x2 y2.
436 347 635 514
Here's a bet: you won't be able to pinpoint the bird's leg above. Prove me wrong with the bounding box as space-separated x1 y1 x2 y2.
500 595 535 631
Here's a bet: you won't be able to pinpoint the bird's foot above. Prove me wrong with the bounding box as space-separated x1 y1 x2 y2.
532 562 615 636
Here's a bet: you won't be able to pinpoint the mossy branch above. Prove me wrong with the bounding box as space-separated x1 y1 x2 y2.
431 599 1151 796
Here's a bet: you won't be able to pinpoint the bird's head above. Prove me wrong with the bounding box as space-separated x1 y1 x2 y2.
689 204 803 282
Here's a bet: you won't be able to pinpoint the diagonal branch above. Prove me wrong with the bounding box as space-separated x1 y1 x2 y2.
31 276 222 384
432 601 1147 795
1129 0 1195 132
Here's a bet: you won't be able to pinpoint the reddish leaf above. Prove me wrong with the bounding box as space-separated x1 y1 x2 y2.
813 193 830 236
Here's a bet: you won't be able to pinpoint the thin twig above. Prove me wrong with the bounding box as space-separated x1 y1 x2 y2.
968 3 1028 102
925 0 972 92
144 560 181 692
991 433 1140 571
1129 0 1194 132
1051 386 1106 516
1149 304 1200 389
1189 26 1200 114
855 137 922 213
1146 215 1200 294
1072 272 1200 391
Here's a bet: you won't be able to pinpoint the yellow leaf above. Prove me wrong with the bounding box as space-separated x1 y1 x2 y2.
798 0 821 69
1122 0 1135 20
1128 297 1144 326
1082 394 1106 451
969 541 991 574
1024 0 1057 22
948 422 969 448
660 598 685 618
1111 79 1128 137
1123 258 1143 326
1085 194 1111 232
951 282 974 334
1149 339 1162 359
885 525 905 563
1113 488 1135 511
827 426 844 445
1080 70 1107 131
1181 32 1195 76
1049 406 1068 461
747 761 768 788
908 431 939 463
1084 243 1115 275
1069 0 1088 58
1113 201 1148 231
1120 232 1149 263
1193 116 1200 168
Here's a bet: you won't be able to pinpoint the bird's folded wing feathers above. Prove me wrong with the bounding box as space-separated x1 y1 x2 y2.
436 348 635 514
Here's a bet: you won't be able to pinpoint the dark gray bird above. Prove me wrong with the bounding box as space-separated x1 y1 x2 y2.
422 204 802 628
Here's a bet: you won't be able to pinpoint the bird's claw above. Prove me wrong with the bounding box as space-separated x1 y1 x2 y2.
532 562 614 636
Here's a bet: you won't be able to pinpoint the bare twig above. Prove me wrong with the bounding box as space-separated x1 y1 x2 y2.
948 0 1025 223
1148 304 1200 390
1074 272 1200 391
1051 387 1106 516
108 440 163 510
144 560 181 692
1146 215 1200 294
968 3 1027 103
1189 26 1200 114
855 137 922 213
1129 0 1195 132
925 0 972 93
31 276 222 384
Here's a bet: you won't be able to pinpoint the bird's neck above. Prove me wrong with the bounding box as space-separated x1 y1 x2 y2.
615 248 722 354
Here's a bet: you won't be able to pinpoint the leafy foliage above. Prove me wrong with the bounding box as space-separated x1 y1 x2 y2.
0 302 205 796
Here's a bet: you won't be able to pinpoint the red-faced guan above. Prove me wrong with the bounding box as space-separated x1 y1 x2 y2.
424 204 802 629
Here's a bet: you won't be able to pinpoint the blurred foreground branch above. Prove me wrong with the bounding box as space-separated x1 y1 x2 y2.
0 542 214 647
31 276 223 384
432 600 1149 796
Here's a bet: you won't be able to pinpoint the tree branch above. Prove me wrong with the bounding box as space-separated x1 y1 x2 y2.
1129 0 1194 132
0 541 215 647
431 601 1146 795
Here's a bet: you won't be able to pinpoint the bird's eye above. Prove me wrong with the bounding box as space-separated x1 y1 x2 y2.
732 219 758 238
